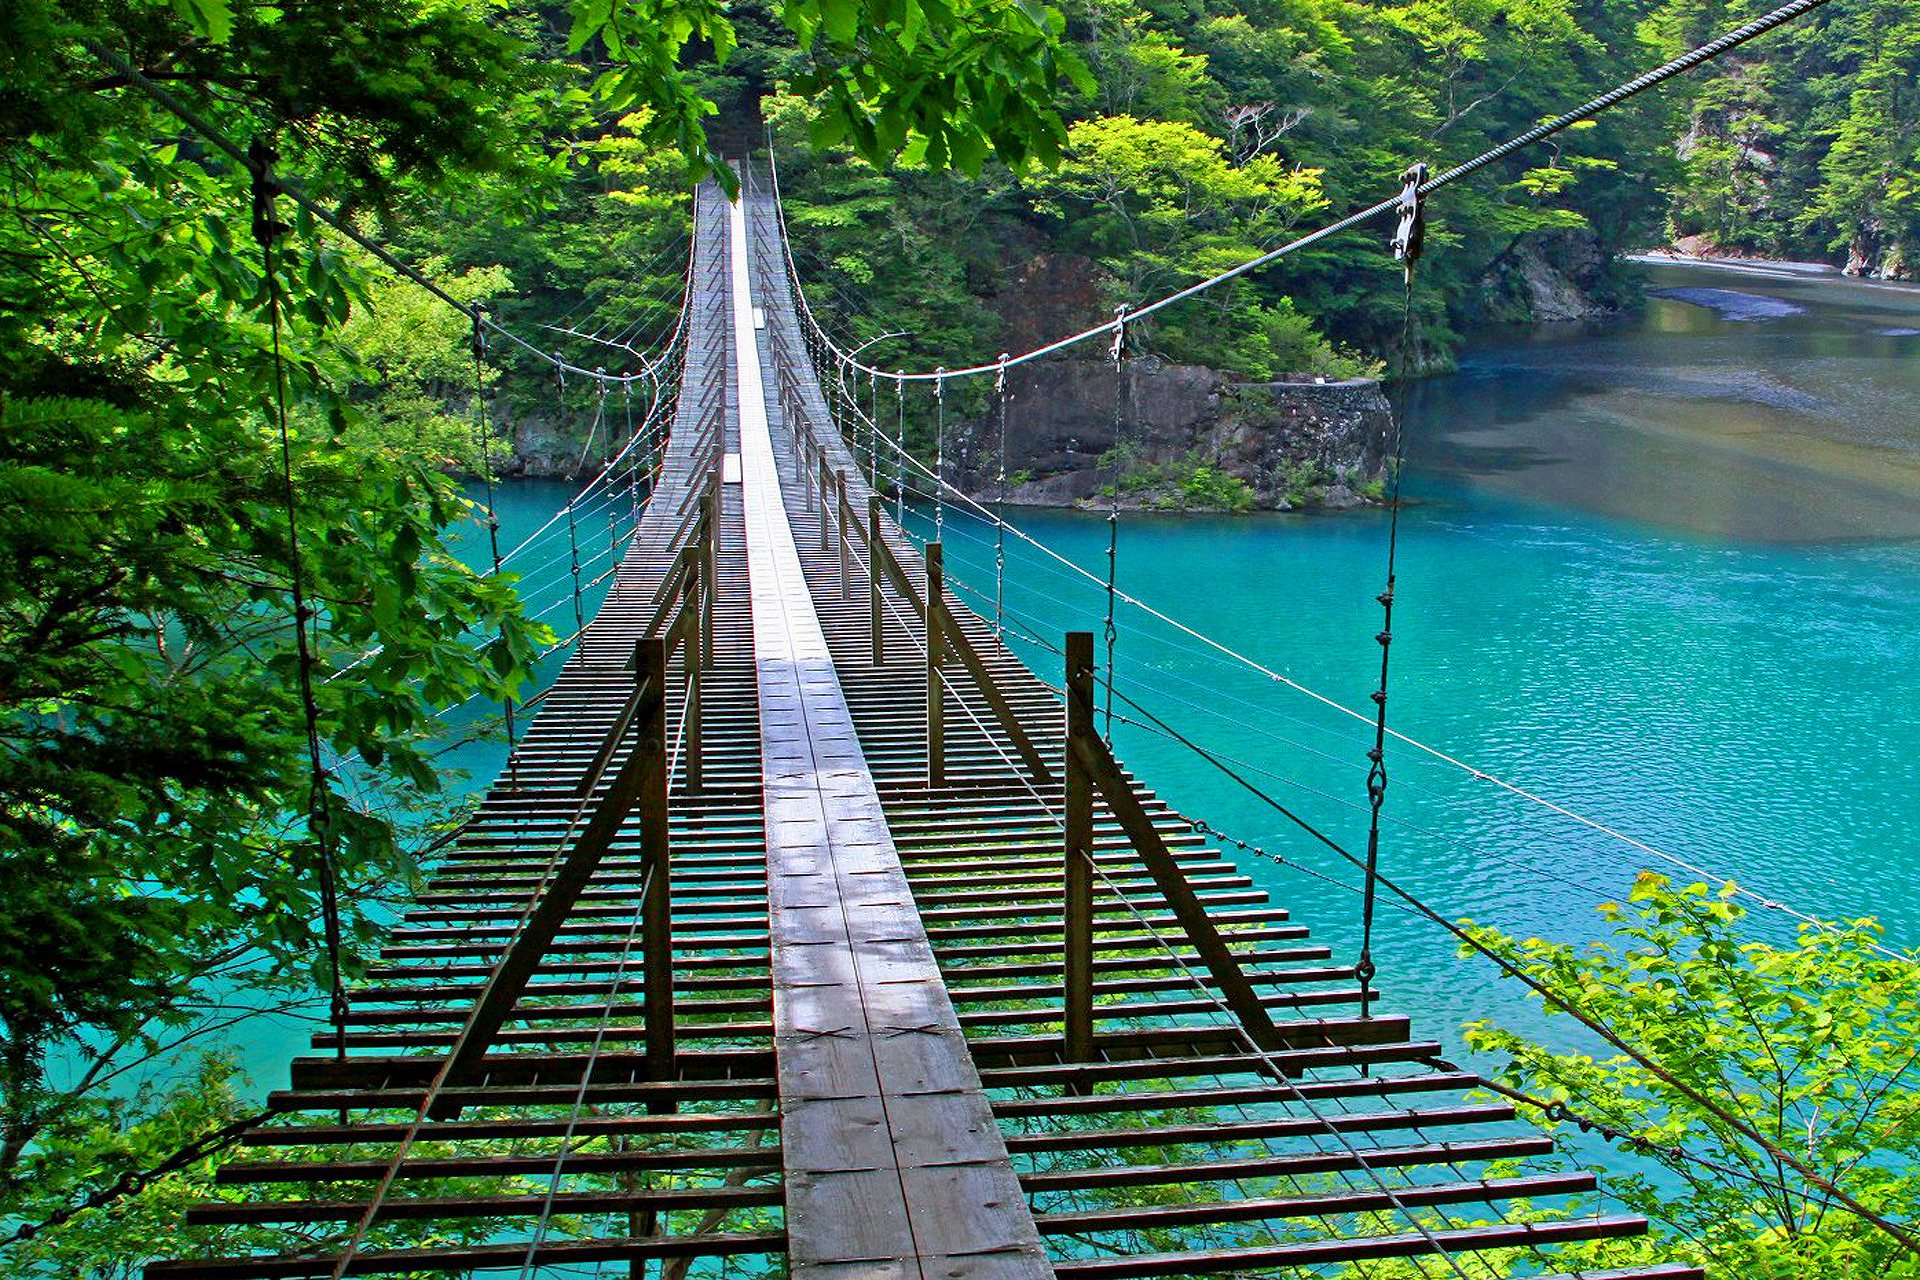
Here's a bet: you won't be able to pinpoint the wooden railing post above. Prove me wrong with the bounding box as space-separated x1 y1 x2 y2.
837 470 851 598
683 566 704 796
819 453 832 552
869 494 885 665
1064 631 1095 1062
637 636 675 1096
926 541 945 788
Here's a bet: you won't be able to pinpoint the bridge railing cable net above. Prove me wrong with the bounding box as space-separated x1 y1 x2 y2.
752 0 1919 1263
760 49 1914 967
780 262 1920 1259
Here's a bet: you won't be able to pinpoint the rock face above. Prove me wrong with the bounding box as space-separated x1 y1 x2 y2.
506 411 586 478
1477 228 1620 324
948 356 1392 512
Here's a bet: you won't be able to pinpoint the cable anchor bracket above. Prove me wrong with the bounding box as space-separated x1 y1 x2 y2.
1390 163 1429 276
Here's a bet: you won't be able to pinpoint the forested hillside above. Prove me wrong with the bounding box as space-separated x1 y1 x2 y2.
756 0 1920 379
1658 0 1919 274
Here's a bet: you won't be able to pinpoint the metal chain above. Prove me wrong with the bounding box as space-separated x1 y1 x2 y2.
250 138 350 1056
933 369 947 543
1357 165 1427 1021
994 353 1010 640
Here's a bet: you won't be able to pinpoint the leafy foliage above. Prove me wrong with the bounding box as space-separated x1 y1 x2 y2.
1464 874 1920 1277
770 0 1681 379
1652 0 1920 275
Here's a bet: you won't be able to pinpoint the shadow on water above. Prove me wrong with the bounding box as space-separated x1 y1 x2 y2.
1400 262 1920 544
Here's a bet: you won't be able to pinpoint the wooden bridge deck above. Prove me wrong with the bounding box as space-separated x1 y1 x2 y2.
146 169 1704 1280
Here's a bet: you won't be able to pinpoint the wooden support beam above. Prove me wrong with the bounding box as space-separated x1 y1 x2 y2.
187 1184 782 1227
1066 638 1284 1053
1050 1214 1649 1279
434 638 667 1107
144 1230 786 1278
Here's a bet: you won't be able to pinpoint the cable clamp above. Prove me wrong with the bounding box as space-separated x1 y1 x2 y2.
1391 163 1429 272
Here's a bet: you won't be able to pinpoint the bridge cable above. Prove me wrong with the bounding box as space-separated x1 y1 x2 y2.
1102 308 1128 745
869 366 882 489
894 375 908 526
994 354 1011 640
933 370 947 543
470 309 521 785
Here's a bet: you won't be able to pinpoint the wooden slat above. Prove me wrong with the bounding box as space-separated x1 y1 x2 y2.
1050 1216 1650 1280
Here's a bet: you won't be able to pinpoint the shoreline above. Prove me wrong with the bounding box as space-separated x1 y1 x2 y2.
1626 250 1920 299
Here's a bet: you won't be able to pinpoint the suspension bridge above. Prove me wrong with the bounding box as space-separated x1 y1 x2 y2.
136 159 1716 1280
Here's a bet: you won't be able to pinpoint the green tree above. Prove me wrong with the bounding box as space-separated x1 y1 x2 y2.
0 2 1098 1259
1463 874 1920 1278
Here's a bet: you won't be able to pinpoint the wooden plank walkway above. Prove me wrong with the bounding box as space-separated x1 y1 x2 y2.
729 191 1048 1280
144 169 1703 1280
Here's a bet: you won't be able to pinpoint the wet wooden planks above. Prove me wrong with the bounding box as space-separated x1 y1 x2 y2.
726 186 1050 1280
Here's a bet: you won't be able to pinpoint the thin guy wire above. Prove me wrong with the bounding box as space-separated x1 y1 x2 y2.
252 142 350 1058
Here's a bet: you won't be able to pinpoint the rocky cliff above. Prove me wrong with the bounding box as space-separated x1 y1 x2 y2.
948 357 1392 512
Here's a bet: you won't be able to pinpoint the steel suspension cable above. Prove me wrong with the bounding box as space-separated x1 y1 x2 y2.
471 310 521 782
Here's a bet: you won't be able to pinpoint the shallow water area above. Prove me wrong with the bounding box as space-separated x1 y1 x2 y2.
1404 262 1920 542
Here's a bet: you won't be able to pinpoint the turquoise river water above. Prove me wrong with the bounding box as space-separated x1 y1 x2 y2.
209 260 1920 1090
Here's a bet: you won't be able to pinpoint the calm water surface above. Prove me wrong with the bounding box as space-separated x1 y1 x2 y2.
213 263 1920 1091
